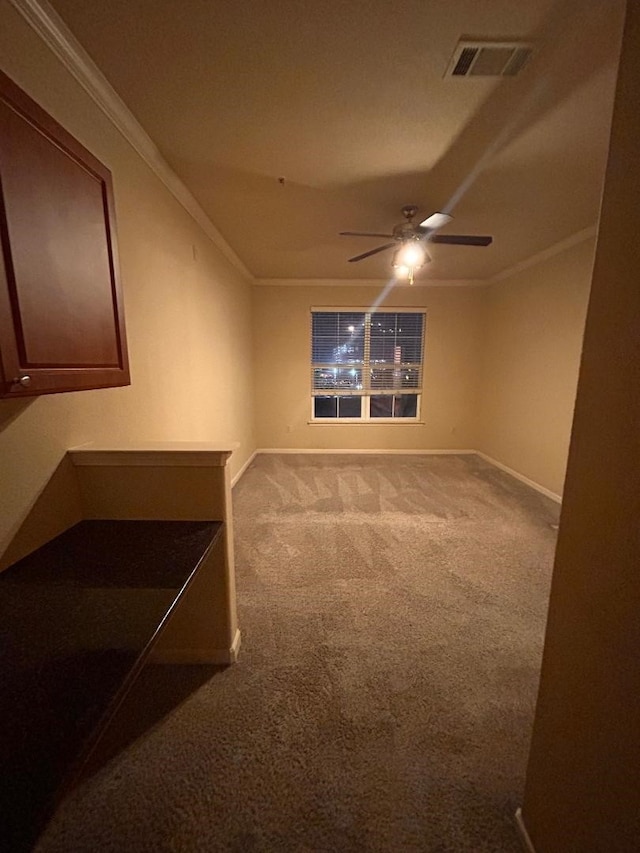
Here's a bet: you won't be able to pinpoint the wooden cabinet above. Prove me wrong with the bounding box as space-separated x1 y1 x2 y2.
0 70 129 397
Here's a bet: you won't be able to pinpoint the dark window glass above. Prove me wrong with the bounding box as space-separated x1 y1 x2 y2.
314 396 337 418
338 396 362 418
370 394 418 418
370 395 393 417
394 394 418 418
314 395 362 418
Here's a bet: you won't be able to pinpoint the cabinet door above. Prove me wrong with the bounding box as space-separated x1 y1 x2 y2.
0 70 129 397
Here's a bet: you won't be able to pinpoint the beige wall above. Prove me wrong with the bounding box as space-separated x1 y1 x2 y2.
477 239 595 496
522 4 640 849
252 268 592 495
0 2 256 558
0 1 598 567
252 284 484 451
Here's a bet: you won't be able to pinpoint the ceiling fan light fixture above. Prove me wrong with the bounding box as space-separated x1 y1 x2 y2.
392 241 430 285
394 241 426 268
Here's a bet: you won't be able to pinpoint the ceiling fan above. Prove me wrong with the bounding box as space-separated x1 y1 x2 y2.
340 205 492 283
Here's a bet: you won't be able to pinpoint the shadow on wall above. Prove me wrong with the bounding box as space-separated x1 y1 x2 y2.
0 397 34 431
0 453 83 571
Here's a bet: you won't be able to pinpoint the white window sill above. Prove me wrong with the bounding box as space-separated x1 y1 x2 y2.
308 420 425 426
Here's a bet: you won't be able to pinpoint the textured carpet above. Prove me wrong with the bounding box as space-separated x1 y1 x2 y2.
36 453 559 852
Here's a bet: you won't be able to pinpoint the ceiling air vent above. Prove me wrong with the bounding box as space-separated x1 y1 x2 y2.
446 41 533 78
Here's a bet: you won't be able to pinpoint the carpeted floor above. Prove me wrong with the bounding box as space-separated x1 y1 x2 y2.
36 453 559 852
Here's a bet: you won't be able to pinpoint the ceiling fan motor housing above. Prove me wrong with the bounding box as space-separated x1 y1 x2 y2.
393 205 422 241
401 205 419 220
393 223 421 241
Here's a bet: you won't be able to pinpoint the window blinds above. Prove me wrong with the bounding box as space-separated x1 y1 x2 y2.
311 310 424 396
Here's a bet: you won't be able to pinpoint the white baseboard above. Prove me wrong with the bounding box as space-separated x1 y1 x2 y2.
152 630 242 665
256 448 476 455
227 627 242 663
476 452 562 504
231 451 257 487
515 808 537 853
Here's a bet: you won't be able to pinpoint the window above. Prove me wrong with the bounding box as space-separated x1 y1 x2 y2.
311 309 425 421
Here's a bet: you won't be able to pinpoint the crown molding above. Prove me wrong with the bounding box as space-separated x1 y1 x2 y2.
254 278 485 288
8 0 595 291
8 0 253 281
491 225 597 282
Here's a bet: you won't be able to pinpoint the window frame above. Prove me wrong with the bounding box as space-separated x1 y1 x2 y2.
309 306 426 424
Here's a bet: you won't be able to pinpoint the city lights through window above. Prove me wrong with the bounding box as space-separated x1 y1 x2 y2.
311 309 425 420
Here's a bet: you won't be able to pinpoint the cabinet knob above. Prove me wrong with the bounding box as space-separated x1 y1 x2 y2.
13 375 31 388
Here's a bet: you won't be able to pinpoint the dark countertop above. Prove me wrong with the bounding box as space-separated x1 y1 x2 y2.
0 519 223 853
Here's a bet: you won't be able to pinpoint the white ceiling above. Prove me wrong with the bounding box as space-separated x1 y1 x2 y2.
49 0 625 281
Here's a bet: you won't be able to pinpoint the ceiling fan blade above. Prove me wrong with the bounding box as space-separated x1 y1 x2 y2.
430 234 493 246
340 231 394 238
348 242 395 262
419 212 453 230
